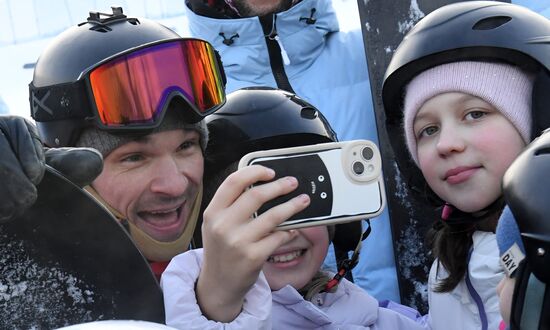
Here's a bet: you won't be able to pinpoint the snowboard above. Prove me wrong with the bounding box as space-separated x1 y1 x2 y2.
357 0 510 312
0 166 165 328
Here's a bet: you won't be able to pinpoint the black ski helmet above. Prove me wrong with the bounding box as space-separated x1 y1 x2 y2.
502 129 550 329
205 86 337 173
382 1 550 200
30 7 224 148
204 86 362 254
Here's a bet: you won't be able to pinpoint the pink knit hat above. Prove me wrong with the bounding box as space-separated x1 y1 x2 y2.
403 61 534 165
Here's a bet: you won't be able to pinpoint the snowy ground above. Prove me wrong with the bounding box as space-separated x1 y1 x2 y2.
0 0 359 119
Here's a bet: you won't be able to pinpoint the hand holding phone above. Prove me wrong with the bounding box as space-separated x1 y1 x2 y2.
238 140 386 230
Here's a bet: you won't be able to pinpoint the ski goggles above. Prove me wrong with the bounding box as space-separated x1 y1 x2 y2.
30 38 226 130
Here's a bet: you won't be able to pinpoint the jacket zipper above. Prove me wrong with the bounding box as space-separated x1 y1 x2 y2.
259 14 295 93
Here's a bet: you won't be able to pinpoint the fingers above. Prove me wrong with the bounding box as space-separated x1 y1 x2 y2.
0 117 42 222
207 165 275 211
226 175 303 224
243 193 310 241
204 165 311 237
9 117 45 185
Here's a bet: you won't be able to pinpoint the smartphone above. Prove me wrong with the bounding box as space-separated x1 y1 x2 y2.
237 140 386 230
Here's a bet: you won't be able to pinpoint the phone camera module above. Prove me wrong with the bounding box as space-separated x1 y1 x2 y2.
361 147 374 160
352 161 365 175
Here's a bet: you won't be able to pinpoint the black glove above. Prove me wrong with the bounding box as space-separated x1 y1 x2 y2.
0 115 103 223
45 148 103 188
0 116 45 223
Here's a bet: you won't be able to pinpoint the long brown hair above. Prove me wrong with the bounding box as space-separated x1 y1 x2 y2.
427 201 502 292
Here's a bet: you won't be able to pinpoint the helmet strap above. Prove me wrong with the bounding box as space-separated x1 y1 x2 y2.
324 219 371 292
84 185 202 261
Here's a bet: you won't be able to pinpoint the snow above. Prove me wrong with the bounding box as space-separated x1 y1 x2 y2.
0 227 111 328
397 0 424 34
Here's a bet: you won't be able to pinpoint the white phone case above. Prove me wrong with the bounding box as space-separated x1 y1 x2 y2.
237 140 386 230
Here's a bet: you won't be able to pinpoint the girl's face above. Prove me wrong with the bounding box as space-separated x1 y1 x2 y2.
413 92 526 213
497 275 516 325
262 226 330 291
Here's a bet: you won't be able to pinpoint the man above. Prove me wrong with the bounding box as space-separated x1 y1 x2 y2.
183 0 400 301
2 7 226 279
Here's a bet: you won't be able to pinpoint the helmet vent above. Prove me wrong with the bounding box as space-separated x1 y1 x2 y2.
301 107 318 119
534 147 550 156
472 16 511 30
90 25 112 33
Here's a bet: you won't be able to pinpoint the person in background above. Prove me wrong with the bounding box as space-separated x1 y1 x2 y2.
182 0 399 303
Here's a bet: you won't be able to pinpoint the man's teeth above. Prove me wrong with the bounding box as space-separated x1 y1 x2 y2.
149 207 179 215
268 250 304 263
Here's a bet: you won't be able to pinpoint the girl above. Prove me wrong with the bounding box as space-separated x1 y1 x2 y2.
381 1 550 329
161 87 424 329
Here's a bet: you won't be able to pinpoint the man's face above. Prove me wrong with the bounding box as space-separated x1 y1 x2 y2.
92 129 204 242
231 0 294 17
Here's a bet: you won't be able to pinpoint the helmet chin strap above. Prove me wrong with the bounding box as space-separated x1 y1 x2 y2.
84 185 202 262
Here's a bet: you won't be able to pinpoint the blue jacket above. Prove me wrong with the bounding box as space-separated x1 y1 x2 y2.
184 0 400 302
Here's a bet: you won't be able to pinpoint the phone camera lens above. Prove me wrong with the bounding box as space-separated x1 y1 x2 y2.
352 161 364 175
362 147 374 160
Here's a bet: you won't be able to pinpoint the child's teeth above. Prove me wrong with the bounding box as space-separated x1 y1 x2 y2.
269 250 304 263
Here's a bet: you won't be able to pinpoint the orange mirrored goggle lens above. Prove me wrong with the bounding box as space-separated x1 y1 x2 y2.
89 39 225 127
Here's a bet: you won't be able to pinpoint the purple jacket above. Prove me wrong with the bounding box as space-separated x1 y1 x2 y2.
162 248 427 329
161 249 272 329
272 278 427 329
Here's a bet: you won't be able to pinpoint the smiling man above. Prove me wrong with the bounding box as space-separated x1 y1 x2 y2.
26 7 225 279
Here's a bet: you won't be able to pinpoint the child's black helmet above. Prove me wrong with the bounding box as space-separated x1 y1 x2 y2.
205 86 338 172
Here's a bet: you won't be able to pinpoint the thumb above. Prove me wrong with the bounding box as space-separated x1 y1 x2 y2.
45 147 103 187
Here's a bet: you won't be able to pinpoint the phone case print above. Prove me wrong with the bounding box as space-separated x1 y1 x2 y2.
254 153 333 220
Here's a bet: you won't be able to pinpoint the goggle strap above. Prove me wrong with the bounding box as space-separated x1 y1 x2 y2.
30 80 92 122
214 50 227 87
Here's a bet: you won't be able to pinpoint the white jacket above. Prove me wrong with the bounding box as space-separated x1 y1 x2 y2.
427 231 504 330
